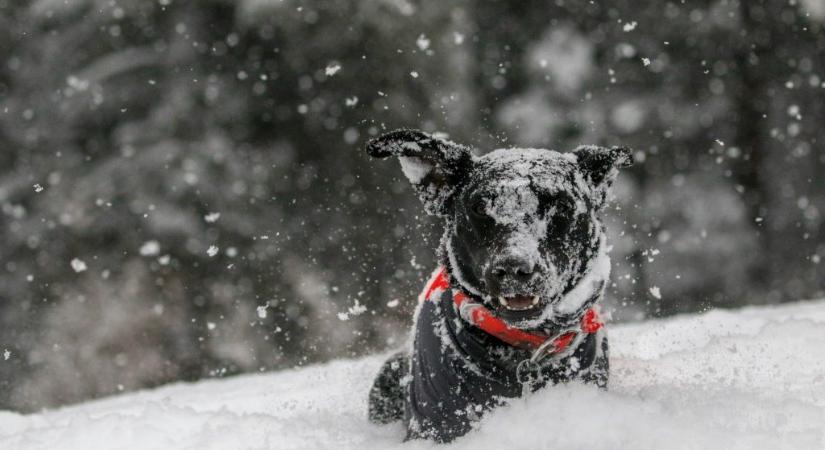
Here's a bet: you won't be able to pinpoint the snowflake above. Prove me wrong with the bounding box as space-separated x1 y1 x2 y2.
416 34 430 51
207 245 219 257
347 300 368 316
140 240 160 256
70 258 87 273
623 21 638 32
204 212 221 223
325 63 341 76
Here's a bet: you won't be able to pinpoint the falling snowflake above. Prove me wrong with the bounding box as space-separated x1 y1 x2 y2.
386 299 400 308
642 57 651 66
453 32 465 45
207 245 219 257
256 305 268 319
623 21 638 32
204 212 221 223
348 300 367 316
3 349 10 361
70 258 87 273
339 300 368 321
416 34 430 51
410 71 419 78
139 240 160 256
345 96 358 107
33 184 44 193
325 62 341 76
66 75 89 91
649 286 662 299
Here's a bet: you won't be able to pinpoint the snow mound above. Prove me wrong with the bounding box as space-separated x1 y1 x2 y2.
2 300 825 449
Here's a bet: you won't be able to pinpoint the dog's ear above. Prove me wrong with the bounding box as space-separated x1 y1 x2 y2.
367 129 473 216
573 145 633 206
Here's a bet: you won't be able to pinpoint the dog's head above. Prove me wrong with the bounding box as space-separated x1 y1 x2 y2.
367 129 632 328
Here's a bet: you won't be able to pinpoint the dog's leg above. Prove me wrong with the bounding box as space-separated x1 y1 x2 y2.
579 329 609 388
367 351 410 424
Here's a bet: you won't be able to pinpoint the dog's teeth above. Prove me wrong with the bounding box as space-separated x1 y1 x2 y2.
531 296 539 306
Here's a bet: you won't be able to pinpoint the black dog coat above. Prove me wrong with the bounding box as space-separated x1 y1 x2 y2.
368 266 609 442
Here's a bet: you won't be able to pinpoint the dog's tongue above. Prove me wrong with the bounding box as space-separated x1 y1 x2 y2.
499 294 538 311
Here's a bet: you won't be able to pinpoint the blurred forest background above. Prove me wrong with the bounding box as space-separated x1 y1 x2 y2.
1 0 824 412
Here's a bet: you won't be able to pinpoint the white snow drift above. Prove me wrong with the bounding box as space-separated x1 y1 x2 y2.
1 300 824 450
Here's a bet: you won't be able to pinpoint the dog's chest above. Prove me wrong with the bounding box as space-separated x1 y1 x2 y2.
405 288 597 442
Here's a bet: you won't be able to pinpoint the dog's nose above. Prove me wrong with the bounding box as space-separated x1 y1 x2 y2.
490 256 535 282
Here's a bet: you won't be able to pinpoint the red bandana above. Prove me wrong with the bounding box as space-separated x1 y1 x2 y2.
423 267 603 355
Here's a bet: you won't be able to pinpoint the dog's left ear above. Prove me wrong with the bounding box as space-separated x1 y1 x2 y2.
573 145 634 206
367 129 473 216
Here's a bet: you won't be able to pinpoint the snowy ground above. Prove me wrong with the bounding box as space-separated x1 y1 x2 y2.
1 300 824 450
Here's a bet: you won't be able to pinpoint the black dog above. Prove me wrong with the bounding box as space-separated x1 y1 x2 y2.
365 129 632 442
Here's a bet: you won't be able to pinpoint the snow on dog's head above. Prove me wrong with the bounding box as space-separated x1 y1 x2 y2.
367 129 632 328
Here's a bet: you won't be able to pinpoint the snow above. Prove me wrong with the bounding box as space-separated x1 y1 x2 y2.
338 300 368 321
415 34 430 51
325 63 341 76
139 240 160 257
69 258 87 273
2 299 825 449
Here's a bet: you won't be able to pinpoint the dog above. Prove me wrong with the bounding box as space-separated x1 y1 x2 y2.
365 129 633 442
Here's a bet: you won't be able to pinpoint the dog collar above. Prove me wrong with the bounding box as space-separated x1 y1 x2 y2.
421 267 603 359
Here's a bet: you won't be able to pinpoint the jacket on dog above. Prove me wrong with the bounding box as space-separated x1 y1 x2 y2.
405 267 608 442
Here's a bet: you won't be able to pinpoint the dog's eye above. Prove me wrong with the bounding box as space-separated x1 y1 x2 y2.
471 200 487 217
549 200 575 231
554 200 573 216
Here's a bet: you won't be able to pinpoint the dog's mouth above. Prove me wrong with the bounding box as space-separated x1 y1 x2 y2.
491 294 545 322
497 294 540 311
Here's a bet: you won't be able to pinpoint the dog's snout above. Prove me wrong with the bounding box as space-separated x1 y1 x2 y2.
490 256 535 282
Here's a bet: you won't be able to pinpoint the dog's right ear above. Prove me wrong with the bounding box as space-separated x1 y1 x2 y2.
366 129 473 216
